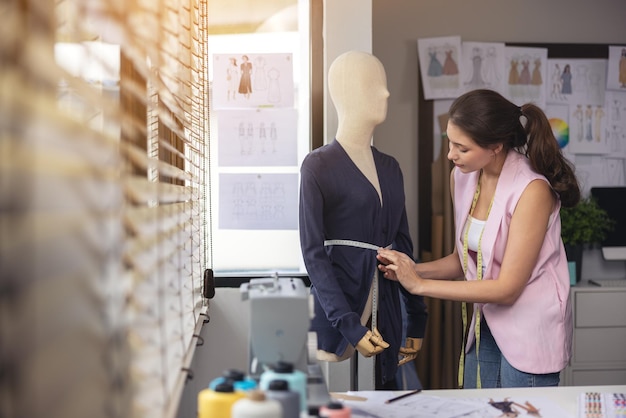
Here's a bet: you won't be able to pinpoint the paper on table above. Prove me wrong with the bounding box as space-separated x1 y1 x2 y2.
342 391 572 418
578 392 626 418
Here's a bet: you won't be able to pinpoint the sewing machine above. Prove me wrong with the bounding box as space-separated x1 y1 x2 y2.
240 275 330 412
240 275 311 374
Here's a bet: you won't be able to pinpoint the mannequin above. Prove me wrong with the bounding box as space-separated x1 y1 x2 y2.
299 51 427 389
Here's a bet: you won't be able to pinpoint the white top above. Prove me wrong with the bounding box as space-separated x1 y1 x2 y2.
465 215 486 252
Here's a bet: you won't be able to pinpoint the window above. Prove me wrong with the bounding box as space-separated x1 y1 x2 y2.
207 0 321 275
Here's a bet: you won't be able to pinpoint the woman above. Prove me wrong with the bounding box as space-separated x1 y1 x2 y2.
377 89 580 388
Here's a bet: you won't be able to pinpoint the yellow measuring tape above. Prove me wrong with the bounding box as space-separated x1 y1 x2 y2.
458 171 493 389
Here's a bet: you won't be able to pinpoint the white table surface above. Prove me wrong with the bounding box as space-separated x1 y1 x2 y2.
421 385 626 416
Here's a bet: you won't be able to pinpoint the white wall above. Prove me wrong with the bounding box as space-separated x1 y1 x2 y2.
323 0 372 145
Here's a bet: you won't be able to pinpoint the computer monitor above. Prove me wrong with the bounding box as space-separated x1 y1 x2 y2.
590 186 626 261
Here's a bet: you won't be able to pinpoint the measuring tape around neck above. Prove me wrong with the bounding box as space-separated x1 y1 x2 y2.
458 173 493 389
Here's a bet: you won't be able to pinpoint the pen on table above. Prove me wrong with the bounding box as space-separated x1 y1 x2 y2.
385 389 422 404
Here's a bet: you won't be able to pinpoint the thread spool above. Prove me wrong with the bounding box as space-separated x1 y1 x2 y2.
232 390 282 418
265 379 300 418
198 381 246 418
209 368 257 392
259 361 307 413
319 401 351 418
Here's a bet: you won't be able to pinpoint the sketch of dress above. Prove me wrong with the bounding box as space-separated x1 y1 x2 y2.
508 60 519 85
611 100 622 121
227 59 239 101
594 106 605 142
427 50 443 77
442 50 458 75
530 59 542 85
608 125 623 152
481 47 500 86
246 122 254 153
259 122 267 152
574 66 588 94
619 48 626 88
550 63 562 99
270 122 277 152
573 105 583 141
239 121 247 154
561 66 572 95
238 56 253 96
254 56 267 91
518 60 531 85
267 68 281 103
584 105 593 141
465 47 485 87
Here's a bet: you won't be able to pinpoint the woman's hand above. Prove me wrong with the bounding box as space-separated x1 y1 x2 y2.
377 249 422 294
376 252 398 281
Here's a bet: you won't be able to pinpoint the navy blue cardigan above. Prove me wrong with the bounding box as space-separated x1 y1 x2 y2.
299 140 427 385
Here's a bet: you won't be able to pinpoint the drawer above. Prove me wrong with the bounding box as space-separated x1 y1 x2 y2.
575 291 626 327
574 328 626 363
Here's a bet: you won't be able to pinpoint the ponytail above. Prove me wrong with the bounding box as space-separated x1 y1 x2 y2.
521 103 581 207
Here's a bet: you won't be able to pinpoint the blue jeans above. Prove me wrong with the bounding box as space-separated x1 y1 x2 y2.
463 317 561 388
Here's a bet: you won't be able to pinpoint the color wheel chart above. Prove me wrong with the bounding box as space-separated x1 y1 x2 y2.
550 117 570 149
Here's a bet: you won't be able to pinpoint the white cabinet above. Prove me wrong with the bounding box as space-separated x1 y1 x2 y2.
562 281 626 386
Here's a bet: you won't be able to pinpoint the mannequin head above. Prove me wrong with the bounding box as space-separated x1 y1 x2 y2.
328 51 389 142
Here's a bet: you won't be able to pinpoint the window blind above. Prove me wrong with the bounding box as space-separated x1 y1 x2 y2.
0 1 210 417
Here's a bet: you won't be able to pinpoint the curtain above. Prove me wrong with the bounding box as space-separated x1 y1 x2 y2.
0 1 209 417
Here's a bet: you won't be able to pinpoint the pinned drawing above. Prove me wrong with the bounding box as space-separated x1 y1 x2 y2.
418 36 464 99
606 45 626 91
567 102 610 154
546 58 607 106
219 173 298 230
605 90 626 158
503 46 548 107
212 53 294 109
218 108 297 167
460 41 506 95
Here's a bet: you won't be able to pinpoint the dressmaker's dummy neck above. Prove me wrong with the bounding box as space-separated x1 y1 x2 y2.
329 51 389 151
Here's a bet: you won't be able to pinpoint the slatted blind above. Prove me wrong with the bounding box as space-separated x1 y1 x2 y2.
0 1 210 417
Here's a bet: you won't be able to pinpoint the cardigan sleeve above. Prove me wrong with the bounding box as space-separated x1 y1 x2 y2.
298 159 368 346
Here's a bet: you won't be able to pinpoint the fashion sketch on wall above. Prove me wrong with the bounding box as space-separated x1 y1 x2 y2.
217 108 298 167
211 53 294 109
219 172 298 230
546 59 607 106
417 36 463 100
460 41 506 95
604 90 626 158
503 46 548 108
546 58 608 155
606 45 626 91
421 38 625 199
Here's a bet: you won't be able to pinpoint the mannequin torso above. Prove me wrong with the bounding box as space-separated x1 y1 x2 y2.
299 51 427 387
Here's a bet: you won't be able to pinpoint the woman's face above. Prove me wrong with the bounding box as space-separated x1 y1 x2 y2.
446 121 494 173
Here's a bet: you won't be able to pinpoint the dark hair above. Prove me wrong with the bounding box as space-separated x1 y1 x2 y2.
448 89 580 207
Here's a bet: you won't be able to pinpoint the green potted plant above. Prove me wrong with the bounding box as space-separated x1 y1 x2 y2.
560 196 615 283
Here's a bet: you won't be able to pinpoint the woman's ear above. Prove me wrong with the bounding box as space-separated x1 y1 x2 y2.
492 143 504 156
